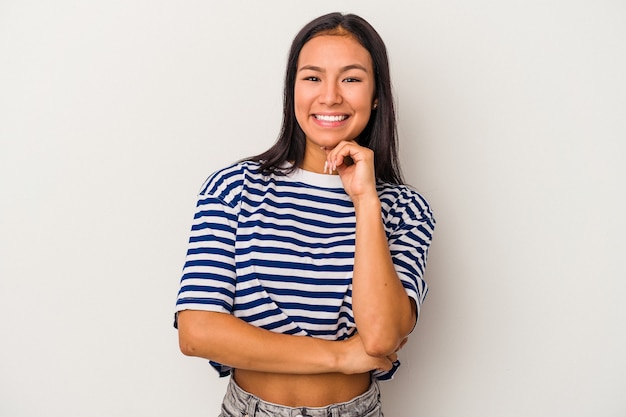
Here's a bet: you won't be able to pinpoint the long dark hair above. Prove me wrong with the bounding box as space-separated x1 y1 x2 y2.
248 12 404 184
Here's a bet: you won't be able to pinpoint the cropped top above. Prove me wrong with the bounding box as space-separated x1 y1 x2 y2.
175 161 435 380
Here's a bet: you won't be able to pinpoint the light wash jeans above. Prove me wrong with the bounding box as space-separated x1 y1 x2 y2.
219 376 384 417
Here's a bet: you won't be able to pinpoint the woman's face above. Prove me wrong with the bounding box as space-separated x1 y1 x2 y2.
294 35 376 152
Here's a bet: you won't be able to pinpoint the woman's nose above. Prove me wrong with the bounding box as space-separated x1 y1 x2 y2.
319 81 342 105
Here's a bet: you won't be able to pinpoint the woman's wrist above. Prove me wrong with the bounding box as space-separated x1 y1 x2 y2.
351 193 381 213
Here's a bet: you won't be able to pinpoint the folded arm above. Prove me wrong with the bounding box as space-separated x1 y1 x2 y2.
177 309 396 375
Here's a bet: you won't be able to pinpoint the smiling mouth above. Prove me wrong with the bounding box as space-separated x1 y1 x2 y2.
314 114 348 122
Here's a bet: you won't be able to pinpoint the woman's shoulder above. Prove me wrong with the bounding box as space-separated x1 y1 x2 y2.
377 181 435 223
198 160 263 206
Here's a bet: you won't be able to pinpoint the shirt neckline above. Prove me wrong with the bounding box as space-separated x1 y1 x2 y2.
284 164 344 189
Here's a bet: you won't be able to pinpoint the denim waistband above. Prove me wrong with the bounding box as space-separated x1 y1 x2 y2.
220 376 382 417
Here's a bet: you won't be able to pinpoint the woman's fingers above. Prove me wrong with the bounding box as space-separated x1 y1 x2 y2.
375 353 399 372
324 141 372 171
341 333 399 373
323 141 378 200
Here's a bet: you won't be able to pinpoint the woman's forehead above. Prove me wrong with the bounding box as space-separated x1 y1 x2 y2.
297 35 372 70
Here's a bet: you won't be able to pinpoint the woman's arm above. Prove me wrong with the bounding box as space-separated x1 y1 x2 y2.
177 309 396 375
328 142 416 357
351 196 416 356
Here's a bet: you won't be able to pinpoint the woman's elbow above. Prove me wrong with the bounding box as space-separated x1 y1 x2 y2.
362 336 402 357
178 331 198 357
361 315 416 356
178 324 201 356
177 311 205 357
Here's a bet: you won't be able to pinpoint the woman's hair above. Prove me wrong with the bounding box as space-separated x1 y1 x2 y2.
248 12 403 184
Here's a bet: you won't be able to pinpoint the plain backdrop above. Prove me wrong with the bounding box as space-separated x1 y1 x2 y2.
1 1 625 416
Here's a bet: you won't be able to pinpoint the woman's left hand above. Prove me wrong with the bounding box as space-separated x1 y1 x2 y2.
324 141 377 202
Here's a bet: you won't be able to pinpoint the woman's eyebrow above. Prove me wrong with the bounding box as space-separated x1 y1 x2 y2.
298 64 370 73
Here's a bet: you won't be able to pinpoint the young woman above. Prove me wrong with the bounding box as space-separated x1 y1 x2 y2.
175 12 435 417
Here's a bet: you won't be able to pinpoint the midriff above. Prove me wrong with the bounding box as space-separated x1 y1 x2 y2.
233 369 372 407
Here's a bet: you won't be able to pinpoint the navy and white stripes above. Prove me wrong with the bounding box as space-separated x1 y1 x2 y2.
176 161 435 380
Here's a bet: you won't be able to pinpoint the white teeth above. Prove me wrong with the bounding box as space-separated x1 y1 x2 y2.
315 114 347 122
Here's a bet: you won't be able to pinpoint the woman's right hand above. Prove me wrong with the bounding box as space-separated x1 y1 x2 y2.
337 333 398 374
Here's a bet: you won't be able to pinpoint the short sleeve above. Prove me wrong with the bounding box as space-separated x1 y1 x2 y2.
174 193 239 325
386 191 435 327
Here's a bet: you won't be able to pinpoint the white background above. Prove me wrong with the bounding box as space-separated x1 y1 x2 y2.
1 1 625 416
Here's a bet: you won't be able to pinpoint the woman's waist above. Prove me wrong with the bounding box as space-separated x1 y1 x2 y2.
232 369 372 407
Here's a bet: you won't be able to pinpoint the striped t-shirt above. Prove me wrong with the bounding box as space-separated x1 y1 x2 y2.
175 161 435 380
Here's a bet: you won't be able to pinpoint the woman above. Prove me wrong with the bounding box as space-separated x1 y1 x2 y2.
175 12 435 417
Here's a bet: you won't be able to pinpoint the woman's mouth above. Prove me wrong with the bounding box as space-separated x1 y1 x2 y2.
314 114 348 122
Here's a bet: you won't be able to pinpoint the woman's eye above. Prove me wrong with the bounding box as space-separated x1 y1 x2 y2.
343 77 361 83
304 76 320 82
